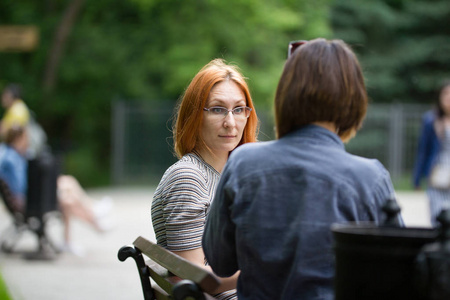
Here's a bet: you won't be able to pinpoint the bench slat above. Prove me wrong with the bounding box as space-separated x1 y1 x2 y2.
153 284 170 300
133 236 221 295
146 259 172 292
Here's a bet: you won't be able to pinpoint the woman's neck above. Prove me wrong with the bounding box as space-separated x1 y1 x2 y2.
195 148 228 173
312 121 337 133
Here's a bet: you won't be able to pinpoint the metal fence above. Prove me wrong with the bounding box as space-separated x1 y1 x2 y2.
111 101 431 186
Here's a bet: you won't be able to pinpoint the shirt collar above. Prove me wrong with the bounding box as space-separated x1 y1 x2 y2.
287 124 345 149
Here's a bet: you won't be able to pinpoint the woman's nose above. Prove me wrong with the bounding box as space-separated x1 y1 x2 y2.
223 111 236 127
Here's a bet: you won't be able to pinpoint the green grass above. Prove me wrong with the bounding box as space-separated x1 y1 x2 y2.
0 272 12 300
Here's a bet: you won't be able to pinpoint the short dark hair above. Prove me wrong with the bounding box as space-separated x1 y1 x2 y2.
274 38 368 139
3 83 22 99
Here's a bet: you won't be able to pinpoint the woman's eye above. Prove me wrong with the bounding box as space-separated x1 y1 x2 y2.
233 107 244 114
212 107 225 114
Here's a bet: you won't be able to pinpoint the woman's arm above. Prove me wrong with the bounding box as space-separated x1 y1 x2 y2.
173 247 239 294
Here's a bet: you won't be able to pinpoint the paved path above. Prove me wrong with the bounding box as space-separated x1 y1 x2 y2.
0 187 432 300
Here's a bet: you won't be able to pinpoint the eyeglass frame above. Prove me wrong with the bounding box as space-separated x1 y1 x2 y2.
288 40 308 59
203 106 252 119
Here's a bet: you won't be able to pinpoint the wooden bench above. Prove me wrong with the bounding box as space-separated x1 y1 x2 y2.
118 236 221 300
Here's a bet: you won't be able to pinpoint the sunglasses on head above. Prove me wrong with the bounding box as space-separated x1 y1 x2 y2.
288 40 308 58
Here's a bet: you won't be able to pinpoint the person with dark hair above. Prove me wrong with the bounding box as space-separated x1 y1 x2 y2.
413 80 450 227
202 38 403 299
151 58 259 299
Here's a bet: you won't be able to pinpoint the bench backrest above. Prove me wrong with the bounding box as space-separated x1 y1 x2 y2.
118 236 221 300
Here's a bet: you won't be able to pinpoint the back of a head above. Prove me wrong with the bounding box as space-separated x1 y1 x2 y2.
274 38 368 140
173 58 258 158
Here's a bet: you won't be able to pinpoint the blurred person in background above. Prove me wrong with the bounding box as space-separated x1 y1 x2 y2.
203 38 403 300
151 58 259 299
413 80 450 227
0 83 29 136
1 83 47 159
0 125 113 256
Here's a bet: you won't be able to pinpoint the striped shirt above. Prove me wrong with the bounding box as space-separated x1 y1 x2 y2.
151 152 239 299
152 152 220 251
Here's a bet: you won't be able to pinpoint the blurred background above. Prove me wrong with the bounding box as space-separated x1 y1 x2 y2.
0 0 449 189
1 1 449 299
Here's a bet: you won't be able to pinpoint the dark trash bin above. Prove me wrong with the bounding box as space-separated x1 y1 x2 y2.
332 199 450 300
332 222 437 300
26 151 59 218
23 150 60 260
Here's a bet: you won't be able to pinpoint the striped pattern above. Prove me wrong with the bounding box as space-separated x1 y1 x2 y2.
427 126 450 226
213 289 237 300
151 153 220 251
152 153 237 300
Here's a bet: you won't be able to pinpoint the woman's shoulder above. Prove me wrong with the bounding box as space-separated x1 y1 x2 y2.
164 154 203 177
0 144 23 162
344 153 389 179
157 153 213 187
231 140 276 160
153 154 216 202
422 110 437 124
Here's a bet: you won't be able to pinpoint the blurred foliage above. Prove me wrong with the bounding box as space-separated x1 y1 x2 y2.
331 0 450 104
0 271 11 300
2 0 448 187
0 0 331 186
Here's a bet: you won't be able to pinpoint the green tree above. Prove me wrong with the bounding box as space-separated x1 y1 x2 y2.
0 0 331 186
331 0 450 104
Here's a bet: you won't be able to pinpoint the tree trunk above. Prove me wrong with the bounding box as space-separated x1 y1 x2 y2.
43 0 85 94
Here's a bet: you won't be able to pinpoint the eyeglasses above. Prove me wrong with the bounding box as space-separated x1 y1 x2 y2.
203 106 252 119
288 40 308 58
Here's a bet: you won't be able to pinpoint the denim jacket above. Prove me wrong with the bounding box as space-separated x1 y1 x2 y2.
413 110 440 188
0 144 27 196
203 125 400 300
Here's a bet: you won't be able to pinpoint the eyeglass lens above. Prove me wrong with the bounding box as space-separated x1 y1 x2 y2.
204 106 251 119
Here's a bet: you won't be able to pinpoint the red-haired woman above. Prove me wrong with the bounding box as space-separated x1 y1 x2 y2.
151 58 258 299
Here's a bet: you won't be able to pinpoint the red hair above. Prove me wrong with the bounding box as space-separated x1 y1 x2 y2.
174 59 258 158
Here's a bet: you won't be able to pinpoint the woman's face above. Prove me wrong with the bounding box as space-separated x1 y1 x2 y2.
200 80 248 157
440 85 450 116
1 90 14 109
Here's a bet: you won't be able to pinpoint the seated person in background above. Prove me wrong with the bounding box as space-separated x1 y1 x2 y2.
0 125 113 256
1 83 47 159
0 125 29 212
203 38 404 300
1 84 29 137
151 58 259 299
